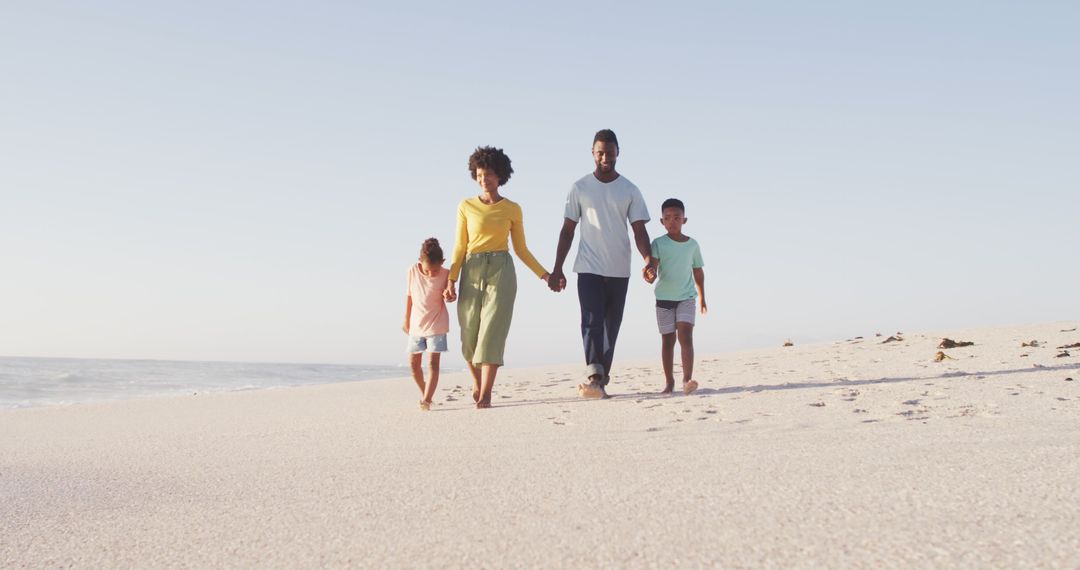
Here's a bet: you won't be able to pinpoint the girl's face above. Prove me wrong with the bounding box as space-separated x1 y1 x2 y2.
419 258 442 274
475 167 500 194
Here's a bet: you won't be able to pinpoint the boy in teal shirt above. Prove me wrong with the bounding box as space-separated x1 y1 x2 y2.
649 198 707 395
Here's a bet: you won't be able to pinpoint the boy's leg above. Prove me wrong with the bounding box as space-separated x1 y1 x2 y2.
661 332 677 394
676 322 695 383
408 352 425 396
600 276 630 387
577 273 607 386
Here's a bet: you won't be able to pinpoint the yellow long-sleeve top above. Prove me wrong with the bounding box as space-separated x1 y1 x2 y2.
448 196 548 281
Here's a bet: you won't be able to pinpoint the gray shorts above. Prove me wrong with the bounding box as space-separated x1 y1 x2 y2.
656 299 696 334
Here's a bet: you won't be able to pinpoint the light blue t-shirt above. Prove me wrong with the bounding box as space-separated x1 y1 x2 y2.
564 174 650 278
650 235 704 301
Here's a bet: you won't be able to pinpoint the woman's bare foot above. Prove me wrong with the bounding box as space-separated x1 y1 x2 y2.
660 381 674 395
419 400 431 411
683 380 699 395
475 397 492 409
472 389 480 403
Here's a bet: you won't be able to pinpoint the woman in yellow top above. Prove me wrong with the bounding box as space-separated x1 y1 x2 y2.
444 146 550 409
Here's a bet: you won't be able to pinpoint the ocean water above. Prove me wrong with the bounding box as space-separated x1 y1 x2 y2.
0 357 407 409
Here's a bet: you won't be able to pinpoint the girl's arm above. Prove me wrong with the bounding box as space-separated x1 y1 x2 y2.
693 268 707 314
403 295 413 334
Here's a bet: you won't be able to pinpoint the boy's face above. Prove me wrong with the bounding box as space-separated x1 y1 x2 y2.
660 207 687 235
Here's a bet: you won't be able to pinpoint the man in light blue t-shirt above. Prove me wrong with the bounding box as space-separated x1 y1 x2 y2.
548 129 655 398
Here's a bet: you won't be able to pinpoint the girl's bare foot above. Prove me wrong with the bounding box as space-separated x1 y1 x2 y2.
475 398 492 409
683 380 699 395
472 389 480 403
419 400 431 411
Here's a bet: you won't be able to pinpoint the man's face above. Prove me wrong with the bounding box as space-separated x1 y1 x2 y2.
592 141 618 173
660 207 686 234
475 167 500 193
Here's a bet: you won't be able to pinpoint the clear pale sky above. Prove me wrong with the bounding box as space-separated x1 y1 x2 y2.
2 2 1077 367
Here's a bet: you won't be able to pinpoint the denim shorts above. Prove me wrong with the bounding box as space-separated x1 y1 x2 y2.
407 334 448 354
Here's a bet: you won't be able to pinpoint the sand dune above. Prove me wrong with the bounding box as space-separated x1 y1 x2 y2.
3 322 1079 567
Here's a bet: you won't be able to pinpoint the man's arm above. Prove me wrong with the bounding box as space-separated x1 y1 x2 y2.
548 218 577 292
403 295 412 333
631 220 656 282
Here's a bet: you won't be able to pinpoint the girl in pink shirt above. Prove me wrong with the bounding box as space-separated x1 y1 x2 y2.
402 238 453 410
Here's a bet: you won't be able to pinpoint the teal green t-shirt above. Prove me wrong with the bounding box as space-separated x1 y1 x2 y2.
650 235 704 301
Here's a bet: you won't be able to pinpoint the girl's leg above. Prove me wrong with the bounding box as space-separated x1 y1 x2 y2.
477 363 499 409
422 352 441 405
409 353 425 396
660 332 677 394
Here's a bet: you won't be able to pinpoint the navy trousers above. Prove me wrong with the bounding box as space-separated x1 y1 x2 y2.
577 273 629 386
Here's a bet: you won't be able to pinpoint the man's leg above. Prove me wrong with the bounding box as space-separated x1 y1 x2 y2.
577 273 607 397
600 276 630 387
578 273 607 379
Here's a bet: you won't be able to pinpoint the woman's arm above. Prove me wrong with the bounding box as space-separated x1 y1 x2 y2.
509 207 549 280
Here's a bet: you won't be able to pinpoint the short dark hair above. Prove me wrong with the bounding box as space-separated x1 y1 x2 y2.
468 146 513 186
661 198 685 213
420 237 444 263
593 129 619 148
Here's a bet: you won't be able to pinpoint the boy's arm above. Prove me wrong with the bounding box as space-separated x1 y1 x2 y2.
548 218 577 292
403 295 413 333
693 268 707 314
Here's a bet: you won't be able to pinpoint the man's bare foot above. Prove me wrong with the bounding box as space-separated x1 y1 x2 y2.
419 400 431 411
683 380 699 395
578 376 604 399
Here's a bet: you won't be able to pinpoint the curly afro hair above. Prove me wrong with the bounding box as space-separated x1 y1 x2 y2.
420 237 444 263
468 146 514 186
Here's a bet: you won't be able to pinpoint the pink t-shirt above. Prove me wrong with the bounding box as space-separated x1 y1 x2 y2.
407 264 450 337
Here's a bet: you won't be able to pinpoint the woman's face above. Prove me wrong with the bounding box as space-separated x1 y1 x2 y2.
475 167 500 193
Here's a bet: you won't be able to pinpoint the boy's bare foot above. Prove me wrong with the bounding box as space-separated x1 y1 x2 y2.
419 400 431 411
683 380 699 395
578 375 604 399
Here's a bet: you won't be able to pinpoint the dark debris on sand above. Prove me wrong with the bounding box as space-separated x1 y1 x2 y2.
939 338 975 349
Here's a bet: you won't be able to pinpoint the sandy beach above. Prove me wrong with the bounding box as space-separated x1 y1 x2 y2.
3 321 1079 568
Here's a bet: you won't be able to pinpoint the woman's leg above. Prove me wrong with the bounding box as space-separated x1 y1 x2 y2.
466 363 481 403
458 257 483 401
477 363 499 409
472 254 516 408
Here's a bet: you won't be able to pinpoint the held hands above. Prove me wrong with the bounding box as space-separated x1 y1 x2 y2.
443 281 457 302
547 269 567 292
642 257 658 284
